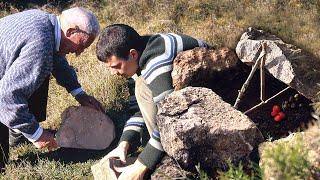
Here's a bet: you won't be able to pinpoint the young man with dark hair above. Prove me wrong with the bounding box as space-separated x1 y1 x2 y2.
96 24 209 179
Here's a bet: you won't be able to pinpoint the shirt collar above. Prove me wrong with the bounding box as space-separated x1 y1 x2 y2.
54 16 61 52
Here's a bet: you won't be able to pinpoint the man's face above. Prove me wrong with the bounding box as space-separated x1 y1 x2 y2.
105 54 139 78
59 29 95 56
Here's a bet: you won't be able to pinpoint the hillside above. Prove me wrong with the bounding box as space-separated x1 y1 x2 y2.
0 0 319 179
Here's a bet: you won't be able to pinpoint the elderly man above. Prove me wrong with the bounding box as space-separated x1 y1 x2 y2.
0 7 103 171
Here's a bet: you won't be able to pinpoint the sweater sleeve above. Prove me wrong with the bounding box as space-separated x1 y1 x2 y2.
119 111 145 143
138 33 206 169
51 54 82 93
0 37 53 140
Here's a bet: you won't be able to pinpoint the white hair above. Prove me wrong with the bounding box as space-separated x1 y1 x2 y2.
61 7 100 37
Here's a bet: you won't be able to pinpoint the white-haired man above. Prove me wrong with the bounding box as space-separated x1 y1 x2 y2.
0 7 103 171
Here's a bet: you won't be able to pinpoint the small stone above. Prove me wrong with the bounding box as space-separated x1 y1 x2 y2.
288 96 294 103
282 101 289 110
56 106 115 150
91 157 136 180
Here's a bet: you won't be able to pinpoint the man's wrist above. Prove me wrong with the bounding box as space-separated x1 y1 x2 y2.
25 126 44 142
71 87 85 97
118 141 130 151
135 159 148 172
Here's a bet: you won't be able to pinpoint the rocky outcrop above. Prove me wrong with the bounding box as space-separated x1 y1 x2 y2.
236 27 320 102
56 106 115 150
157 87 264 170
172 47 239 91
259 124 320 179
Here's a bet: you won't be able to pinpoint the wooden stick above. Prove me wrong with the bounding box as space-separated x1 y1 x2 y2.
244 86 290 114
234 45 265 109
260 42 267 101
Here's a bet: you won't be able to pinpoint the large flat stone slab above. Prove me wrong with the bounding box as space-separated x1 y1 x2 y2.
56 106 115 150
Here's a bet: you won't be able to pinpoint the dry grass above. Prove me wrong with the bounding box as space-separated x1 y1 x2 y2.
0 0 320 179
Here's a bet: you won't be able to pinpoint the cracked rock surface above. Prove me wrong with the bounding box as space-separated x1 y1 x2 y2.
56 106 115 150
157 87 264 170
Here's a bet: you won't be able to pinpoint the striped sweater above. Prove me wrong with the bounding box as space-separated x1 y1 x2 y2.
0 10 81 140
120 33 208 169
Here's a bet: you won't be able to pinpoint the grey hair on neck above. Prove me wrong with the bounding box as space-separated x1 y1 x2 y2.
61 7 100 37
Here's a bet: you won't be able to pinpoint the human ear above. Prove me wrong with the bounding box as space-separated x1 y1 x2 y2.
66 28 77 37
129 49 139 61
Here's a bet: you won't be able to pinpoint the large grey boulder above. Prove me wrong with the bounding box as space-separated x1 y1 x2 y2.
56 106 115 150
172 47 239 91
157 87 264 170
236 27 320 102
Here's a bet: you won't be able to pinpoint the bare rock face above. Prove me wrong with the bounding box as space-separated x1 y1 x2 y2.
56 106 115 150
172 47 239 91
157 87 264 170
151 156 193 180
236 27 320 102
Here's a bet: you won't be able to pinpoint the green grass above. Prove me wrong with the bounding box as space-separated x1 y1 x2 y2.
217 161 262 180
260 135 313 180
1 0 320 179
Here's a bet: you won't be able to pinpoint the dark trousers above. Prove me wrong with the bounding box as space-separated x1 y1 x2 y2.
0 76 50 171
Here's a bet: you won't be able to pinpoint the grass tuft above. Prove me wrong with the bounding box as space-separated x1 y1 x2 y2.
260 135 313 180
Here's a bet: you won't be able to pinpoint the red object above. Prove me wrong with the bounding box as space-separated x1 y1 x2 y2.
271 111 278 117
272 105 281 114
274 112 286 122
274 115 282 122
278 112 286 119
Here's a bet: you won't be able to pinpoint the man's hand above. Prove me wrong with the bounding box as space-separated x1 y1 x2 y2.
33 129 58 151
106 141 130 163
75 93 104 112
115 159 148 180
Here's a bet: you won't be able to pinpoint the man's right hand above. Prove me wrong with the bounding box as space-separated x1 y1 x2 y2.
106 141 130 163
32 129 58 151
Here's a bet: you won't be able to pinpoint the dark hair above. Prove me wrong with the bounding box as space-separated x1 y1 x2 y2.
96 24 143 62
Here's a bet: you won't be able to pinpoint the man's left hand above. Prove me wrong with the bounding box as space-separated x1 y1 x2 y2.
75 93 104 112
114 159 148 180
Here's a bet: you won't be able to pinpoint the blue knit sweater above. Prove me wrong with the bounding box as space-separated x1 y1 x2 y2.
0 10 81 140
